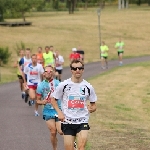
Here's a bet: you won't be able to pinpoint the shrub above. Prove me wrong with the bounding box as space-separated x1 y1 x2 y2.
0 47 11 66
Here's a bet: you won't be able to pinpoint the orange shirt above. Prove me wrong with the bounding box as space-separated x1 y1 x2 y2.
37 53 44 66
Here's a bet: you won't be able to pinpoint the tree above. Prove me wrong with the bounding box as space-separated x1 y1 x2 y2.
67 0 75 14
0 47 11 66
0 0 11 22
148 0 150 6
14 41 26 56
10 0 43 22
118 0 129 9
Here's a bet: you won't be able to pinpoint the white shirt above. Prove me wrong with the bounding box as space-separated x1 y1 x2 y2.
24 63 44 86
55 55 64 70
52 78 97 124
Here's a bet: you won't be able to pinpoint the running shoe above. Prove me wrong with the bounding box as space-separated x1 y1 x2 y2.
21 93 25 99
34 111 40 116
31 100 34 105
74 141 77 150
28 100 32 106
25 93 29 103
119 62 123 66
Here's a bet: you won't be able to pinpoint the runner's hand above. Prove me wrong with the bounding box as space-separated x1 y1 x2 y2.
23 82 28 90
58 111 65 122
42 99 48 105
88 104 96 113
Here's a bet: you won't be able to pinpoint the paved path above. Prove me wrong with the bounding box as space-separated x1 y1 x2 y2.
0 56 150 150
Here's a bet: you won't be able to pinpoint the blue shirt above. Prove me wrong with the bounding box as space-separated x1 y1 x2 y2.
36 79 61 116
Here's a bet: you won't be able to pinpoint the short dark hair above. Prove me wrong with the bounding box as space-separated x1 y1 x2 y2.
45 46 49 49
31 54 37 58
50 46 53 48
38 47 42 50
26 48 30 51
70 59 84 68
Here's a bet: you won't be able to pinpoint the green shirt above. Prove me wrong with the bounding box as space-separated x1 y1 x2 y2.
115 42 124 52
100 45 109 57
43 51 54 67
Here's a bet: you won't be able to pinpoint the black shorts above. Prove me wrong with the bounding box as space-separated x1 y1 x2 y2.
55 69 63 75
118 51 124 56
101 56 108 59
17 75 23 80
61 123 90 136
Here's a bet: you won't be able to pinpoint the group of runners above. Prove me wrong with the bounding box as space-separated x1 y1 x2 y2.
14 45 96 150
100 37 125 69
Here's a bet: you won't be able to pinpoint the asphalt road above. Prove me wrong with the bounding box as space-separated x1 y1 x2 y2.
0 56 150 150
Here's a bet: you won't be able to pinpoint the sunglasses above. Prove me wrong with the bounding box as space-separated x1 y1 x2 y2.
71 67 84 71
44 70 53 73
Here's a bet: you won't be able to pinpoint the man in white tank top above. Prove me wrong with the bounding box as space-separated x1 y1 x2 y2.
22 54 44 116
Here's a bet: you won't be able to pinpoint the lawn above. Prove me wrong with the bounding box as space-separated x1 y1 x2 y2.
0 5 150 83
87 61 150 149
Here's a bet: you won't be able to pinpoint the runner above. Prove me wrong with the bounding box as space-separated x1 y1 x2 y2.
37 47 44 67
77 46 85 63
36 65 63 150
19 48 32 103
115 37 125 66
14 49 25 99
51 59 97 150
100 41 109 69
50 45 56 67
69 48 80 62
22 54 44 116
55 50 64 82
43 46 55 67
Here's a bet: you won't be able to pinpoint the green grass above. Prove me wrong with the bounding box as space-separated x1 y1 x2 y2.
0 5 150 83
87 61 150 149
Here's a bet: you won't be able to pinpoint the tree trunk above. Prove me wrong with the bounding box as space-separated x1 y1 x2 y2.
74 0 77 8
68 0 72 14
148 0 150 6
126 0 129 8
85 0 88 10
0 9 4 22
121 0 125 9
72 0 75 13
22 12 26 22
118 0 121 9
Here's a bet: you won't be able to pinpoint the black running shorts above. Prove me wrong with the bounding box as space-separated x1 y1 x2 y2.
61 123 90 136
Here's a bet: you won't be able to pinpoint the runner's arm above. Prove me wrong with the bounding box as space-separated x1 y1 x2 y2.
13 60 18 68
51 97 65 122
36 94 47 105
88 85 97 113
22 72 27 84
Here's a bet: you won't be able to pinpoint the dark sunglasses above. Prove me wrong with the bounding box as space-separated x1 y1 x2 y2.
71 67 84 71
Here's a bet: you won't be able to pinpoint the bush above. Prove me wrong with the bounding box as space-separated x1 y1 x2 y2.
14 41 26 56
0 47 11 66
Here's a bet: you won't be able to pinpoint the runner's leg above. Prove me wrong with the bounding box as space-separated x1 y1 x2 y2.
46 119 58 150
119 53 123 65
101 57 105 69
64 135 75 150
28 88 39 116
76 130 88 150
105 58 108 69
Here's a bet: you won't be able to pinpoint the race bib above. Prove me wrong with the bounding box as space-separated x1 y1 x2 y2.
68 96 85 110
